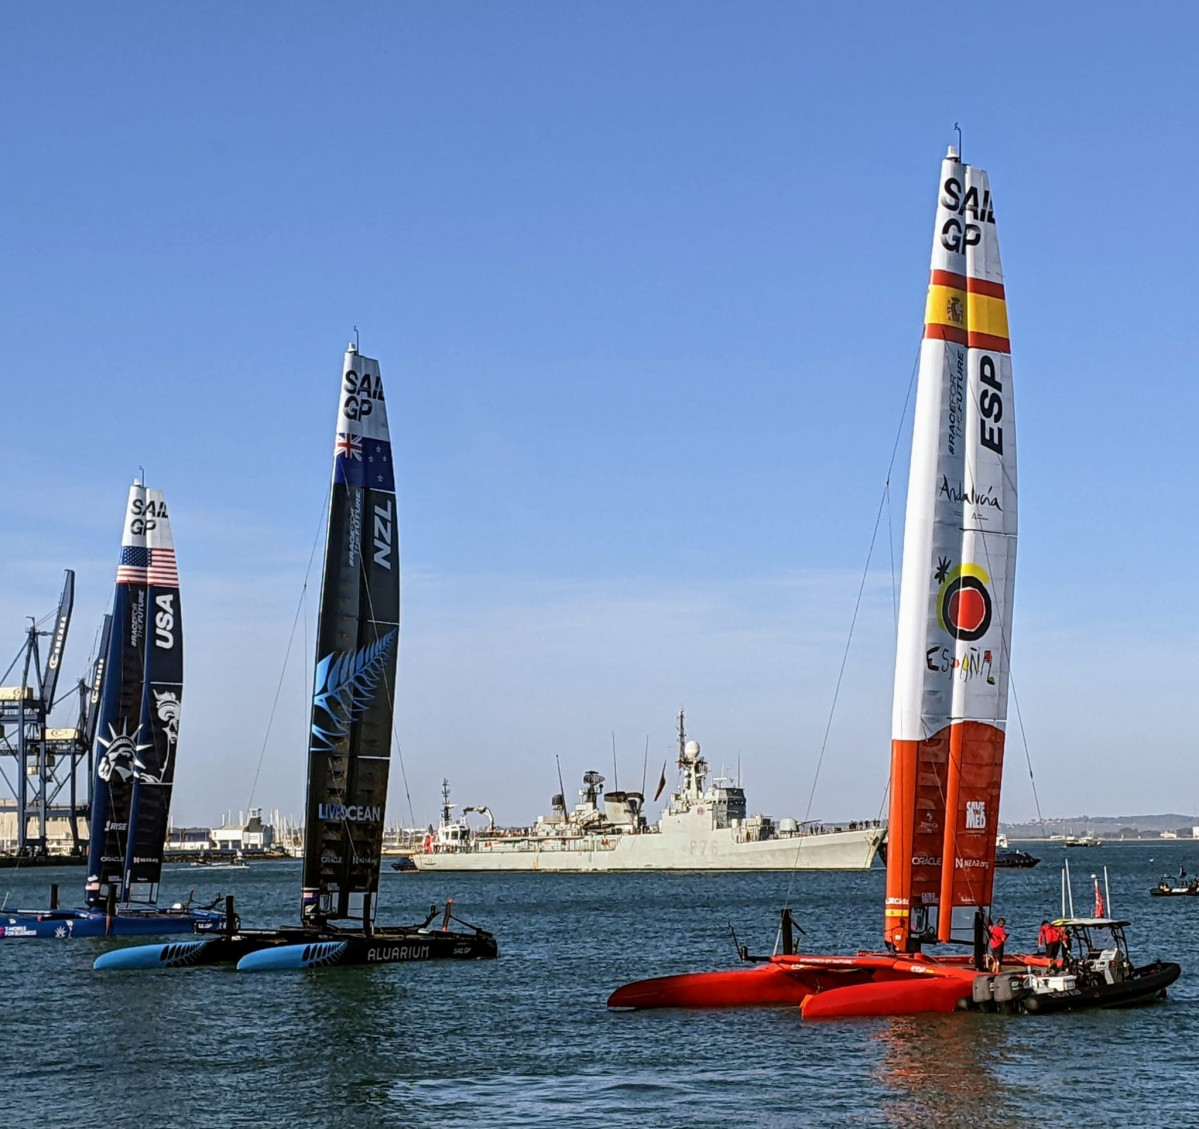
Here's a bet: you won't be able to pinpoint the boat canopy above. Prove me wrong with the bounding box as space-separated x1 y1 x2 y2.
1053 918 1130 929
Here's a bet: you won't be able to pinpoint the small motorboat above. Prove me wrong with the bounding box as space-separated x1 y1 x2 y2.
189 854 249 870
996 848 1040 869
391 856 418 873
1014 918 1180 1013
1150 875 1199 897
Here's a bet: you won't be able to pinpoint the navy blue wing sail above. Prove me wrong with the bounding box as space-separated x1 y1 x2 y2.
301 348 401 924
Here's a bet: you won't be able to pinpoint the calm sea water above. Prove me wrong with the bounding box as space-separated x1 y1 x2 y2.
3 842 1198 1128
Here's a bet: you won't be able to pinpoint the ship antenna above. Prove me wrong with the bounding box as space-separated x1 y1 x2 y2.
137 465 145 486
353 325 360 351
555 755 566 811
953 122 963 161
611 732 619 792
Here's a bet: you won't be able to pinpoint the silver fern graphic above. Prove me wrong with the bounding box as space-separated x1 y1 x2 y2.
300 941 348 967
310 630 397 750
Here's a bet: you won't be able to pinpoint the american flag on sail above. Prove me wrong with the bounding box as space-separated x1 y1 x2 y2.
116 546 179 587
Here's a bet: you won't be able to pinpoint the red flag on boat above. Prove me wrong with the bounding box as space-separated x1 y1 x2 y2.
1093 875 1105 917
653 761 668 801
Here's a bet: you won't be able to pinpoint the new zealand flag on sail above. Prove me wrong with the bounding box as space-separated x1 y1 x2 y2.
334 433 395 492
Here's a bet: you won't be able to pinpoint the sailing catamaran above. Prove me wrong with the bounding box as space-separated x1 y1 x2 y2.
607 147 1179 1015
96 344 497 970
1 482 224 939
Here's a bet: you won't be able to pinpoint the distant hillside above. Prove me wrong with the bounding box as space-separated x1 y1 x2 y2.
1001 814 1198 840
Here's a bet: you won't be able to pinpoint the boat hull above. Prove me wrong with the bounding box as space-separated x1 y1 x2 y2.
94 924 498 970
608 965 823 1009
415 825 883 872
237 930 497 971
0 907 224 940
995 849 1040 869
801 976 971 1018
1020 962 1181 1013
608 951 1180 1017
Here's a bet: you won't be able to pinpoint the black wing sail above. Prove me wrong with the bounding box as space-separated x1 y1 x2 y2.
302 346 400 924
83 613 113 754
122 488 182 904
85 484 152 906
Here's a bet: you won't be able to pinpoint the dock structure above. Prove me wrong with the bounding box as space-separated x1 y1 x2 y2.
0 571 99 859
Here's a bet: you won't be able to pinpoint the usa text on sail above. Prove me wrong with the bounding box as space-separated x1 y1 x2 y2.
85 483 183 906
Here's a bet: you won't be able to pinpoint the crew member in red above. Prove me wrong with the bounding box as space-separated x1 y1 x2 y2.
988 916 1008 972
1038 918 1063 965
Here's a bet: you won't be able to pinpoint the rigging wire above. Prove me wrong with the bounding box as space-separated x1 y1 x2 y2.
774 346 921 929
1009 673 1047 835
244 488 330 814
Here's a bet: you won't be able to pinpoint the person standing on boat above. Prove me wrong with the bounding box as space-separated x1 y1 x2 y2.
988 917 1008 972
1038 919 1063 965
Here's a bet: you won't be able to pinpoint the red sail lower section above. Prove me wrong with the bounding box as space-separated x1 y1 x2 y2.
886 721 1005 950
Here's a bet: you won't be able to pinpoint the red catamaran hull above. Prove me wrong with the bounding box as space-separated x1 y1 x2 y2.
608 951 1046 1015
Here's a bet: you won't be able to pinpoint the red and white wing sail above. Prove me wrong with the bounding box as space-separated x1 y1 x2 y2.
885 148 1018 950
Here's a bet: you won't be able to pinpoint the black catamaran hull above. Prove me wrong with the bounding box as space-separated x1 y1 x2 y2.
94 920 497 970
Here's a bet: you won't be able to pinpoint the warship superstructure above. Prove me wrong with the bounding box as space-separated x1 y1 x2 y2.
415 712 883 872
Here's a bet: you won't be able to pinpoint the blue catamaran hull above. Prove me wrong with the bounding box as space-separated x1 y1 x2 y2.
94 916 498 970
0 907 224 940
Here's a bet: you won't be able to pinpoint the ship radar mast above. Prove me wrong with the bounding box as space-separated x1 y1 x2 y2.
675 707 707 803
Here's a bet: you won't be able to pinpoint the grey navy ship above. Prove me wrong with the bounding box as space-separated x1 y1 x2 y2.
413 712 884 872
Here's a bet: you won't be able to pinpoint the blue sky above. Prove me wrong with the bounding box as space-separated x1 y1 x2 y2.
3 4 1197 827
